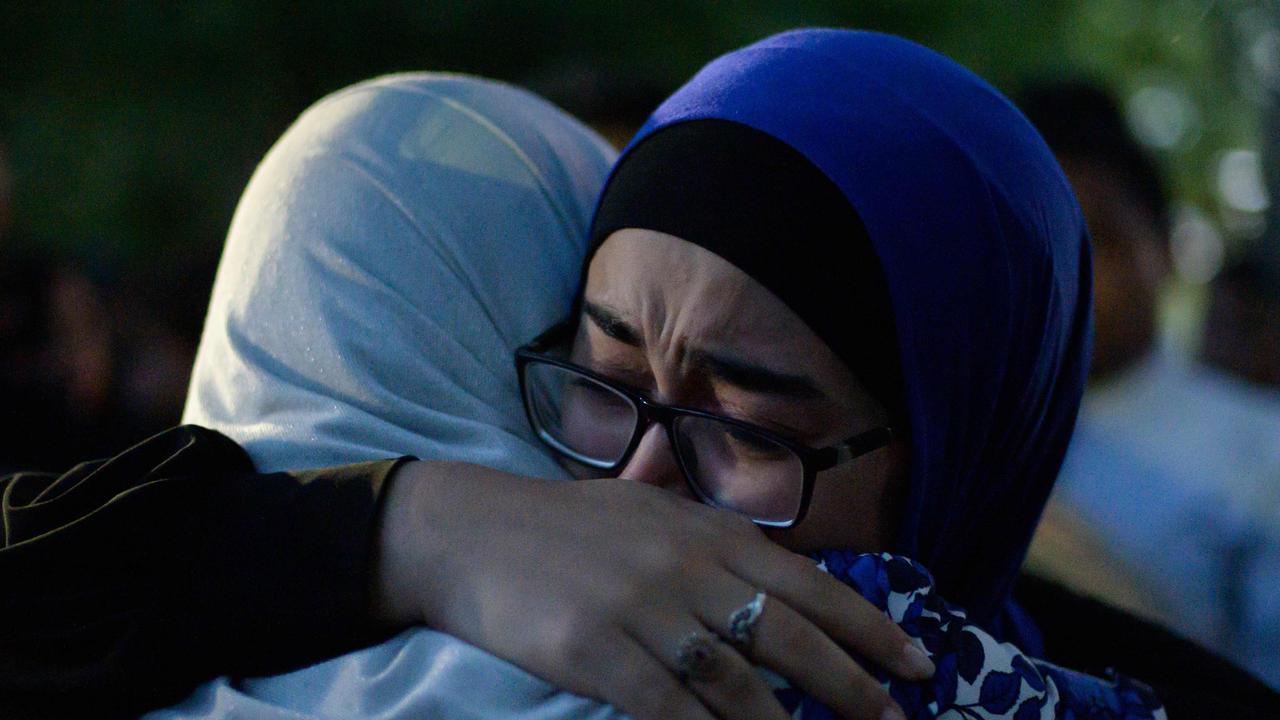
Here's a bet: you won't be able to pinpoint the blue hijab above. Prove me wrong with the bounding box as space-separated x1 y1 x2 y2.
604 29 1092 644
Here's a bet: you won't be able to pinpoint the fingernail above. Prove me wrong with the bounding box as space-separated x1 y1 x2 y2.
901 641 935 679
880 704 907 720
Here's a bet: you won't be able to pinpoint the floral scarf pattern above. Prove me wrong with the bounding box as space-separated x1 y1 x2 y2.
775 553 1166 720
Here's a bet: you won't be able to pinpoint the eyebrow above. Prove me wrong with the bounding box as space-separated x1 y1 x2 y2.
688 348 826 400
583 301 642 346
582 300 825 401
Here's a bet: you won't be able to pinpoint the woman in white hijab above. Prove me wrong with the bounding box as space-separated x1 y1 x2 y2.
165 73 923 720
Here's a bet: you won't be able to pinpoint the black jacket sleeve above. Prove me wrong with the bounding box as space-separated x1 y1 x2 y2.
0 425 410 720
6 425 1277 719
1016 572 1280 720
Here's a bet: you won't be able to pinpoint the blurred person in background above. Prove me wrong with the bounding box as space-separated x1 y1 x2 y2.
0 247 123 472
0 139 125 470
1202 255 1280 389
0 249 207 473
0 127 210 473
1022 81 1280 688
112 251 217 433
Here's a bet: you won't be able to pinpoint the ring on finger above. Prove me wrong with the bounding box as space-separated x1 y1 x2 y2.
675 631 725 684
727 591 767 652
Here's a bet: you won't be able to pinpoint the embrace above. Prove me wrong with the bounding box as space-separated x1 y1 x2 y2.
3 28 1277 720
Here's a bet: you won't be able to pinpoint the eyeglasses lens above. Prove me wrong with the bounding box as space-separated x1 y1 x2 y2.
671 415 804 525
523 361 804 525
523 362 637 467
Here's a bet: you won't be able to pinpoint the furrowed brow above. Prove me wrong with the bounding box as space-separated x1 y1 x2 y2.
689 348 825 400
583 301 642 347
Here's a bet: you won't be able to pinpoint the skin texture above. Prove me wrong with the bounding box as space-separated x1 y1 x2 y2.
372 230 931 720
578 229 909 551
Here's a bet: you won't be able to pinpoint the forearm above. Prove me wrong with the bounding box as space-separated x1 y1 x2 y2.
2 437 949 720
189 454 413 676
0 426 412 718
366 459 563 632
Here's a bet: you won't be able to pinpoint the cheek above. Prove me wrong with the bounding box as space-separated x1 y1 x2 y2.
766 447 906 553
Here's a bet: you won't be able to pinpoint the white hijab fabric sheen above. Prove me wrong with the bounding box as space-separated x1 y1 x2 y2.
164 73 621 719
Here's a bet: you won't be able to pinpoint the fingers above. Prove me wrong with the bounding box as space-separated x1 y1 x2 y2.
730 542 935 682
697 576 907 720
597 631 718 720
627 621 792 720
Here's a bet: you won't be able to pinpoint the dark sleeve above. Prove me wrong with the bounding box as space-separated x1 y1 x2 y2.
1015 572 1280 719
0 425 412 720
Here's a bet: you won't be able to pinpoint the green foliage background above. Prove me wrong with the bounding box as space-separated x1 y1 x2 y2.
0 1 1271 278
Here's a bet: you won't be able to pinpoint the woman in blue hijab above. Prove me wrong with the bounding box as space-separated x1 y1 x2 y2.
524 28 1154 718
584 28 1091 643
6 28 1276 720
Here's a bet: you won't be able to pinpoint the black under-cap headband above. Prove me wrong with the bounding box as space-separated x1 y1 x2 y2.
588 119 903 419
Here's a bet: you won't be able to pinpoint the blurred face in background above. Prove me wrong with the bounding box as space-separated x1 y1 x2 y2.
0 257 116 471
1061 157 1169 380
1202 264 1280 387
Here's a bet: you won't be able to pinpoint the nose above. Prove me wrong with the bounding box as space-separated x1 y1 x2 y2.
618 423 694 499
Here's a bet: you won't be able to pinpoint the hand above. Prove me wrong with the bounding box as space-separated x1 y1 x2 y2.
372 461 934 720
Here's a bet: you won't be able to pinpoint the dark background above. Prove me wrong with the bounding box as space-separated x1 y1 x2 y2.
1 0 1276 467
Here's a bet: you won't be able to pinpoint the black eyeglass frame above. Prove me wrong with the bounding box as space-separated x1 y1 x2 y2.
514 320 895 528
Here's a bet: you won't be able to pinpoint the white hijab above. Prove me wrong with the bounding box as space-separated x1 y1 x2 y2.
163 73 623 719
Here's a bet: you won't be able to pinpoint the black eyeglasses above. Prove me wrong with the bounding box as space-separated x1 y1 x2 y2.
514 321 894 527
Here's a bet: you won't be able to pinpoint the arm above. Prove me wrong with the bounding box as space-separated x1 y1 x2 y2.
2 426 936 720
0 425 408 719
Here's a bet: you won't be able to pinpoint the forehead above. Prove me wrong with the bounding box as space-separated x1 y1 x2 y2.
581 229 901 437
585 229 802 347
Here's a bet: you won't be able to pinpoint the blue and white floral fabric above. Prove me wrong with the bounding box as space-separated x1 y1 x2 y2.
775 553 1167 720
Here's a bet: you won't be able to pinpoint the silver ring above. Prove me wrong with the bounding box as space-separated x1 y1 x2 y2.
727 591 767 651
675 632 724 683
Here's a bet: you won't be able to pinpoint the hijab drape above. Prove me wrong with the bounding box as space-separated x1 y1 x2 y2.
184 74 614 478
601 29 1092 640
168 73 624 719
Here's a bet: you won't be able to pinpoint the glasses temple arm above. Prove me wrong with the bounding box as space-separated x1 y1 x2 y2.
832 426 895 463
